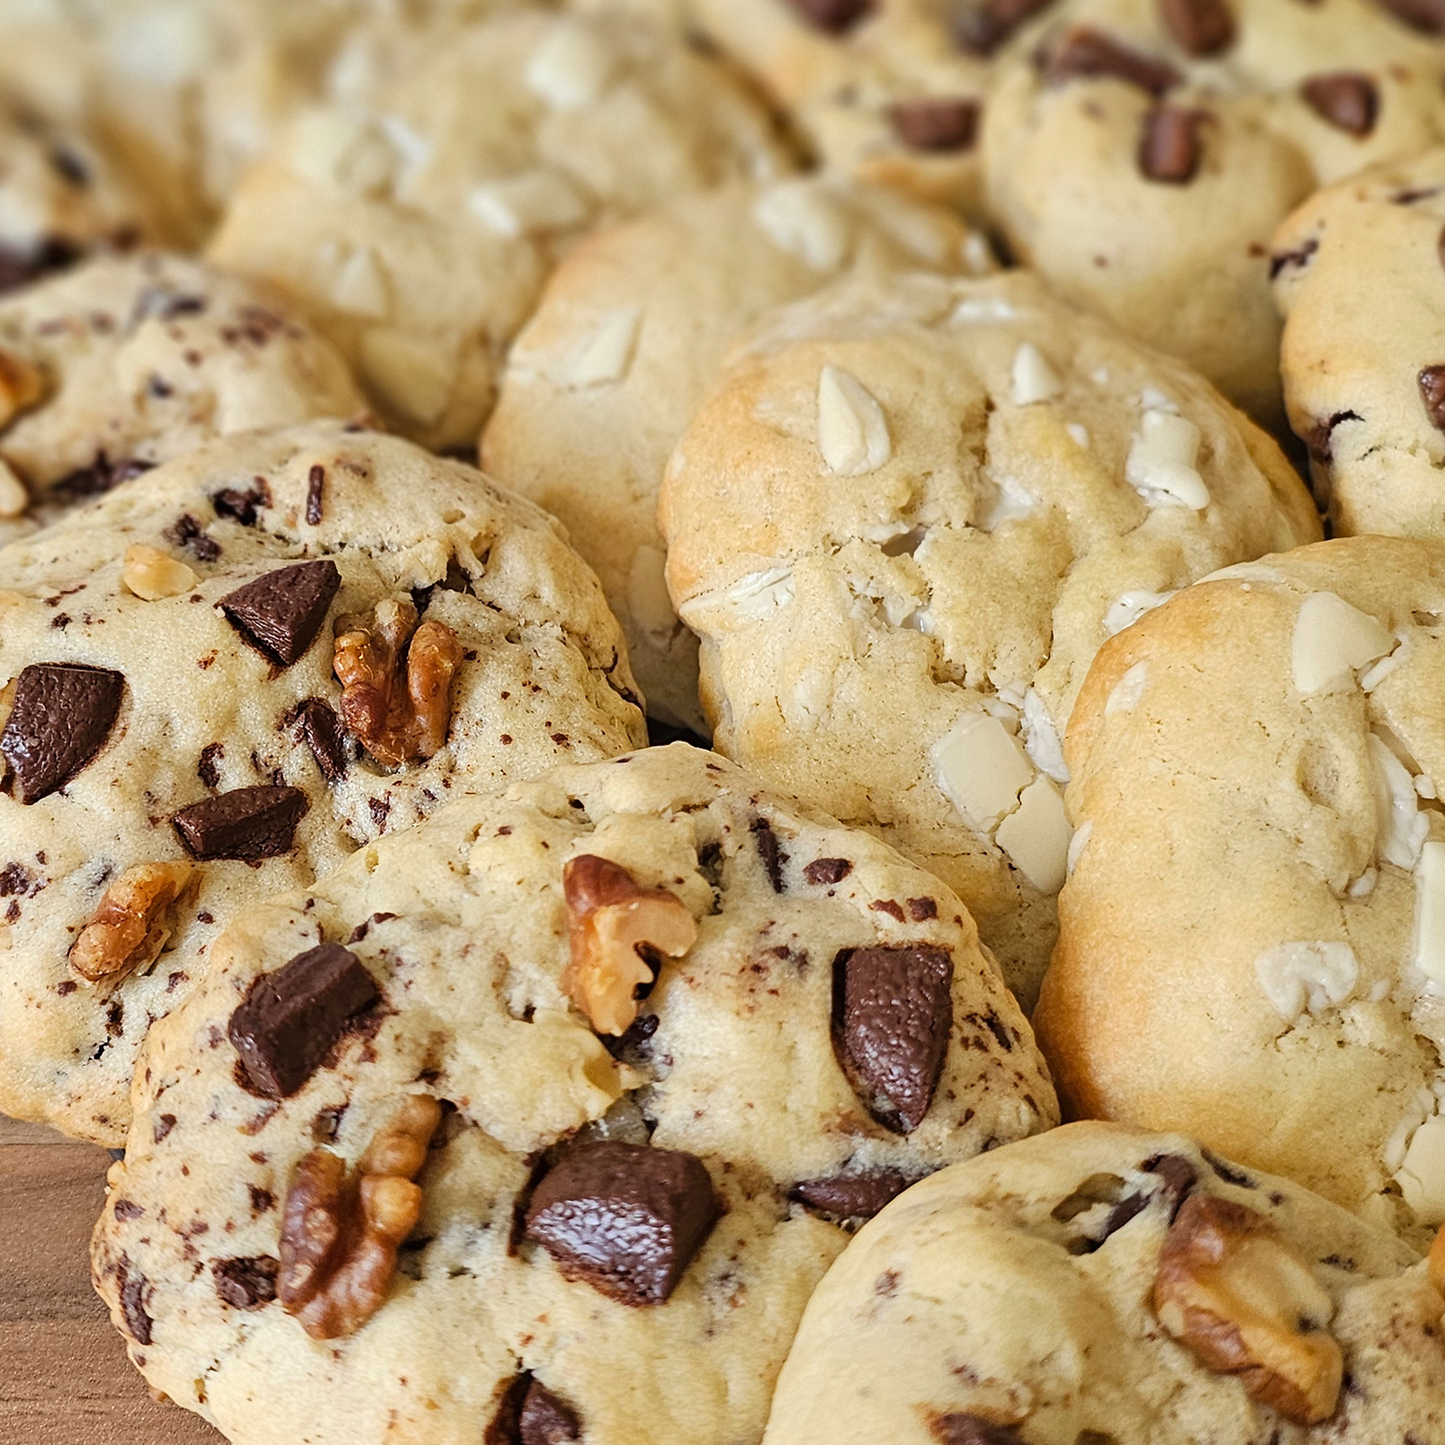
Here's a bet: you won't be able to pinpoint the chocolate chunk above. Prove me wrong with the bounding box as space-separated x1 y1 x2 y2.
212 481 271 525
165 513 221 562
1269 235 1318 280
953 0 1055 55
519 1382 582 1445
932 1416 1024 1445
1158 0 1234 53
1100 1152 1198 1240
752 817 787 892
1420 366 1445 433
1 663 124 803
294 697 347 781
305 465 325 526
212 1255 279 1309
1375 0 1445 31
219 560 340 667
119 1264 153 1344
785 0 875 32
228 943 378 1098
793 1170 910 1219
834 946 953 1132
890 98 981 151
51 451 153 501
1043 27 1182 94
1139 105 1204 183
173 785 308 860
197 742 224 790
804 857 853 886
908 896 938 920
1301 73 1378 136
1201 1147 1255 1188
524 1141 718 1306
0 236 82 295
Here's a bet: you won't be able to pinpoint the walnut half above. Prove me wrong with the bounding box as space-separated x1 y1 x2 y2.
562 854 697 1037
69 862 194 983
1153 1195 1343 1425
277 1094 442 1339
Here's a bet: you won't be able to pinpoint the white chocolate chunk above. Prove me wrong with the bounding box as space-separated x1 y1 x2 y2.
566 307 641 389
121 544 199 601
977 475 1033 531
1066 423 1090 448
0 457 28 518
1415 841 1445 988
469 169 588 237
932 711 1034 833
950 296 1016 325
1126 410 1208 510
1396 1109 1445 1223
752 180 852 271
1370 734 1427 870
1103 590 1175 637
526 24 616 110
1067 819 1093 875
330 245 389 318
1291 592 1393 695
290 109 396 196
995 777 1072 894
627 545 677 639
1254 941 1358 1024
1010 343 1063 406
817 366 890 476
359 327 455 425
1021 688 1069 783
681 567 796 629
1105 661 1149 716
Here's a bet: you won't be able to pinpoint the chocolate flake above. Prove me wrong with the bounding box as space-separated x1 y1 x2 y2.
218 560 340 667
1 663 124 803
1301 73 1378 136
172 785 308 860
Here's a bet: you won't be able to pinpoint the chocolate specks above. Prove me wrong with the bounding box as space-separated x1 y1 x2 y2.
218 560 340 667
1 663 124 803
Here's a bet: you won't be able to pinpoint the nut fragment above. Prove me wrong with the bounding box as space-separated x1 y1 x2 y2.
0 457 28 518
1429 1221 1445 1298
333 599 463 768
562 854 697 1036
1153 1195 1343 1425
69 862 194 983
121 545 200 601
0 346 44 428
277 1094 442 1339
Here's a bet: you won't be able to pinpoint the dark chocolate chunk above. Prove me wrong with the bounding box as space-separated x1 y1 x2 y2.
119 1263 153 1344
164 513 221 561
1042 27 1182 94
793 1170 911 1219
1100 1152 1198 1240
1301 73 1378 136
1269 235 1318 280
228 943 378 1098
1138 105 1204 183
953 0 1055 56
305 464 325 526
212 481 271 525
1374 0 1445 31
173 785 308 860
1 663 124 803
212 1255 279 1309
524 1141 717 1306
197 742 224 790
1201 1147 1255 1188
1304 408 1360 464
1420 365 1445 433
785 0 875 32
834 945 954 1132
890 97 981 151
0 236 82 295
51 451 153 501
752 817 788 892
519 1381 582 1445
294 697 347 781
218 560 340 667
804 857 853 886
1158 0 1234 54
932 1416 1024 1445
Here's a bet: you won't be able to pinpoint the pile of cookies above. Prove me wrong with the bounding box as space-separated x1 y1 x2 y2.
1 0 1443 1440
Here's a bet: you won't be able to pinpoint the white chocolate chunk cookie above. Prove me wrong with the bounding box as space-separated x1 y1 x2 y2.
90 743 1057 1445
1272 148 1445 541
209 7 792 451
0 421 646 1144
0 251 367 545
482 176 991 733
659 269 1320 1006
766 1121 1445 1445
982 0 1445 423
1036 537 1445 1239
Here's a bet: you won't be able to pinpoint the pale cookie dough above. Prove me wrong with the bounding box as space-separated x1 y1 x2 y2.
0 420 646 1144
1272 148 1445 541
1035 537 1445 1240
983 0 1445 423
659 269 1320 1007
0 251 367 546
766 1121 1445 1445
208 6 792 451
91 743 1058 1445
482 176 992 734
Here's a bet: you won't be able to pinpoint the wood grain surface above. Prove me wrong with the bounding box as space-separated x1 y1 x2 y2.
0 1113 223 1445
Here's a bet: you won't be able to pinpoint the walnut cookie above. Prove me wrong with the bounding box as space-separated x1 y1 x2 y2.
91 743 1057 1445
481 174 992 734
0 420 646 1144
765 1121 1445 1445
658 268 1319 1008
982 0 1445 424
1272 148 1445 542
1035 538 1445 1241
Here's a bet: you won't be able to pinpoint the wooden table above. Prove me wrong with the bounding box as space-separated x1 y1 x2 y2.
0 1113 223 1444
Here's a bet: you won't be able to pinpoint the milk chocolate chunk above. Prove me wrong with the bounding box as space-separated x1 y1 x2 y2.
1044 27 1182 94
1301 73 1378 136
1159 0 1234 54
804 856 853 886
519 1382 582 1445
219 560 340 667
228 943 378 1098
173 784 308 860
890 98 981 151
1420 365 1445 433
835 945 954 1132
524 1141 718 1306
119 1263 153 1344
294 697 347 781
212 1255 279 1308
932 1417 1025 1445
793 1169 910 1219
2 663 124 803
1375 0 1445 31
785 0 875 32
1139 105 1204 184
954 0 1054 55
752 816 787 892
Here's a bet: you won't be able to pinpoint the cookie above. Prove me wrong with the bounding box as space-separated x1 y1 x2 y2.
482 176 991 734
1272 148 1445 541
1035 537 1445 1239
0 251 367 546
766 1120 1445 1445
658 269 1320 1007
982 0 1445 423
0 420 646 1144
208 7 792 452
90 742 1058 1445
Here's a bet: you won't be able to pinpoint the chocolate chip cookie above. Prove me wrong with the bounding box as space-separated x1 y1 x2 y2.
91 743 1057 1444
766 1121 1445 1444
658 269 1320 1006
1036 537 1445 1239
482 176 991 734
0 420 646 1144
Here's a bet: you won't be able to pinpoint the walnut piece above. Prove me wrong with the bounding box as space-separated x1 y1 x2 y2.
70 862 194 983
1429 1222 1445 1298
562 854 697 1036
122 544 200 601
0 346 44 429
333 598 463 768
1153 1195 1342 1425
277 1093 442 1339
